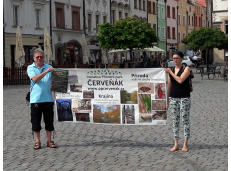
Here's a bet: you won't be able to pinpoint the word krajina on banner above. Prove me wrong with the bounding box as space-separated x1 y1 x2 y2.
54 68 167 125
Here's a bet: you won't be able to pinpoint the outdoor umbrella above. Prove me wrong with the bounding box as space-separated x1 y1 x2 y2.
134 46 165 52
44 28 52 64
108 49 130 53
15 26 25 67
82 34 89 64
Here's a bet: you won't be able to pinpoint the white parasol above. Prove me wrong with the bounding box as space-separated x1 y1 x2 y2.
15 26 25 66
82 34 89 64
44 28 52 64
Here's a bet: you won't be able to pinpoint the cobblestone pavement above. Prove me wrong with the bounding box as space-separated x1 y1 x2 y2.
3 68 228 171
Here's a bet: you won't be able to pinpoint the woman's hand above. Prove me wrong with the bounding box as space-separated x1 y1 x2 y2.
164 68 171 73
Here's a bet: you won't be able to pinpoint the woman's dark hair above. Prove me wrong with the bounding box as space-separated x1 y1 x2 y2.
173 51 184 58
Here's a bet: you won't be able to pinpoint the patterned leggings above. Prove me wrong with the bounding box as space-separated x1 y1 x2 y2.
169 97 191 140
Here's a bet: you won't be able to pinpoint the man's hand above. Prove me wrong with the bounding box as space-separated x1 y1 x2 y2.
46 67 54 73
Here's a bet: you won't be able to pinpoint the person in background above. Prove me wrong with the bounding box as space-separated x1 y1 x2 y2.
160 53 168 68
164 51 191 152
27 48 56 149
192 54 198 66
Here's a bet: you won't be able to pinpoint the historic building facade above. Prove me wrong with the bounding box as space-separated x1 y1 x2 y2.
212 0 228 64
166 0 178 59
4 0 50 67
51 0 84 66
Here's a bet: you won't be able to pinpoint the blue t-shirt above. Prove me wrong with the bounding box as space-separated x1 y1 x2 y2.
27 63 54 103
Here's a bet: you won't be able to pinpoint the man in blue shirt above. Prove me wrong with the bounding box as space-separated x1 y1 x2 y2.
27 48 56 149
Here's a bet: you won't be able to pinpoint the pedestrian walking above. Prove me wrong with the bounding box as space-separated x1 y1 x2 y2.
27 48 56 149
164 51 191 152
160 53 168 68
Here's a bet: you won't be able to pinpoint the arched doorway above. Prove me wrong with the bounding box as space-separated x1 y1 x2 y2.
65 40 82 65
57 48 61 65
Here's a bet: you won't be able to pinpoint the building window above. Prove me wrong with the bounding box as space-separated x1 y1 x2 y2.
134 0 137 9
119 11 122 19
178 32 181 42
148 1 151 13
153 2 156 14
55 2 65 28
72 6 80 30
88 14 92 31
36 9 40 28
162 27 165 38
143 0 145 11
195 16 197 26
172 27 175 39
181 2 183 8
158 26 161 38
112 10 115 25
162 8 165 20
125 13 128 17
199 17 201 27
167 26 171 39
183 33 185 39
158 7 160 19
183 16 185 26
188 16 190 25
172 7 175 19
192 16 194 26
153 24 156 35
103 16 107 23
189 7 191 12
167 6 170 18
13 6 19 26
178 14 180 25
96 15 99 32
139 0 142 10
225 20 228 34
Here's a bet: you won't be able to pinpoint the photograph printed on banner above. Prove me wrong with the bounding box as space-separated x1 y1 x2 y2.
122 105 135 124
75 113 90 122
56 99 73 121
154 83 166 99
68 70 78 84
70 84 82 92
93 105 120 124
152 111 167 120
83 90 94 98
72 99 91 113
138 94 151 114
139 114 152 123
120 90 138 104
152 100 167 110
138 82 154 94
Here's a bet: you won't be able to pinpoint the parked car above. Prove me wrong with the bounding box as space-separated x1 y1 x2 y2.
168 56 194 67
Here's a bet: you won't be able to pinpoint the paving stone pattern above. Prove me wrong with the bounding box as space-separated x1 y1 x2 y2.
3 68 228 171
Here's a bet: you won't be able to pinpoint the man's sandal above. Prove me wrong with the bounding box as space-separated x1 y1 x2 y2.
33 142 41 150
47 141 57 148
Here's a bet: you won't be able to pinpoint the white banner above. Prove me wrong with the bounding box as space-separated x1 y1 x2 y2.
55 68 167 125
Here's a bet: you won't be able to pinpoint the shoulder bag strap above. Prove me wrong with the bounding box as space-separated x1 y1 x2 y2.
30 68 44 92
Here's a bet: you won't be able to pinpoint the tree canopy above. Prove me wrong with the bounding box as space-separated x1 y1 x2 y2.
181 27 228 51
95 16 159 52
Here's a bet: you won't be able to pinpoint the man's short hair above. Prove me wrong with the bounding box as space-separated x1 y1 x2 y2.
34 48 44 56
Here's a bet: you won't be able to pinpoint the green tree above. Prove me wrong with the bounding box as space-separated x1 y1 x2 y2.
95 16 159 60
181 27 228 70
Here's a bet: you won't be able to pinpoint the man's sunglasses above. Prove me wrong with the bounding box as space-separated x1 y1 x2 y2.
35 56 44 59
